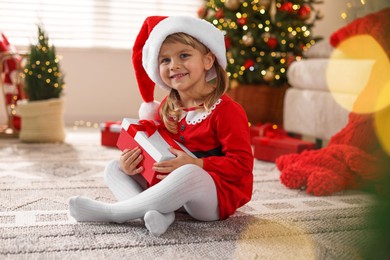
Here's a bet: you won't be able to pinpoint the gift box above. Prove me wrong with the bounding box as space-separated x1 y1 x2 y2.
100 121 121 147
253 136 315 162
117 118 195 186
250 124 263 141
250 123 287 143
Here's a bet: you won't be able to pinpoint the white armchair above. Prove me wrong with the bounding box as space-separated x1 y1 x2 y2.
283 40 375 145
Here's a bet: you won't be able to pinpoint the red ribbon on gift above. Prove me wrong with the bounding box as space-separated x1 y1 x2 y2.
257 123 287 139
127 120 184 152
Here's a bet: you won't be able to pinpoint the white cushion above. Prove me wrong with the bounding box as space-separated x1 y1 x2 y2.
283 88 357 140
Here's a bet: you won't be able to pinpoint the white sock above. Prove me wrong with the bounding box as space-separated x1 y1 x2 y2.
68 196 124 223
69 164 219 229
144 210 175 236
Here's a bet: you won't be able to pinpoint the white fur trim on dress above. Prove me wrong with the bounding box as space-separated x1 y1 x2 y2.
142 16 227 91
138 101 160 120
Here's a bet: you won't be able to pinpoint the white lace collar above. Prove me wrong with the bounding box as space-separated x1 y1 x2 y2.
180 99 222 125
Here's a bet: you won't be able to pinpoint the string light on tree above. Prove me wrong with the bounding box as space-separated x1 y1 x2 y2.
199 0 322 86
22 26 65 101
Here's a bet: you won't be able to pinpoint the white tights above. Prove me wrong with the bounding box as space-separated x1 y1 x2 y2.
69 160 219 236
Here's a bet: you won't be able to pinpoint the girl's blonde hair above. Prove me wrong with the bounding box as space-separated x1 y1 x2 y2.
159 33 228 134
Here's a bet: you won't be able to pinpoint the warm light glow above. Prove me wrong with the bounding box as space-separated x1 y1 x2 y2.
328 35 389 114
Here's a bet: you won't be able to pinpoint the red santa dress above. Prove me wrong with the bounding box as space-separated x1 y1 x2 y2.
157 94 254 220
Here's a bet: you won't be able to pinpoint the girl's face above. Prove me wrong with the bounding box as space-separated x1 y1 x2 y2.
158 41 214 95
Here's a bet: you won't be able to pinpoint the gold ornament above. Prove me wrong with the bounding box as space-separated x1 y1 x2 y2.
224 0 241 10
263 69 275 82
230 79 239 89
242 33 254 46
227 51 233 60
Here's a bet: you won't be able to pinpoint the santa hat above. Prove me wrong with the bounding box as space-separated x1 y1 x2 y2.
132 16 227 120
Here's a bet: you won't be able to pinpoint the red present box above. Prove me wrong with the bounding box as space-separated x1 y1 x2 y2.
250 124 262 141
116 118 195 186
253 136 315 162
250 123 287 143
100 121 122 147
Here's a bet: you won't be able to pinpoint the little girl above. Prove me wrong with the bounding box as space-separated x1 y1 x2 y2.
69 16 254 236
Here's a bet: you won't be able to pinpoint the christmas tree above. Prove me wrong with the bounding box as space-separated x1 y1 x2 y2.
199 0 322 87
23 26 65 101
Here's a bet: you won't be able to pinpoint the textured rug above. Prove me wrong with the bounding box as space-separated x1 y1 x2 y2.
0 128 374 259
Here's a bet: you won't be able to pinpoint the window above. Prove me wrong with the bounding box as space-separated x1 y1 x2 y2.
0 0 203 49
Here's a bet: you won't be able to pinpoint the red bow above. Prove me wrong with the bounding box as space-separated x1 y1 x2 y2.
127 120 183 151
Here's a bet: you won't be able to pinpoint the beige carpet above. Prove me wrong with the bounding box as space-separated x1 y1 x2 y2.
0 128 374 259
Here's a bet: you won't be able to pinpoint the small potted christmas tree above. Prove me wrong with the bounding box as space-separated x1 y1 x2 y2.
18 25 66 143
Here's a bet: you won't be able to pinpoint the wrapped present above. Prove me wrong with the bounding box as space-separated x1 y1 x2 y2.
250 123 287 143
117 118 195 186
250 124 262 141
100 121 121 147
253 136 315 162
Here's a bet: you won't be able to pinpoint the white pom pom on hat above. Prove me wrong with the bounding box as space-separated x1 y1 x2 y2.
132 16 227 119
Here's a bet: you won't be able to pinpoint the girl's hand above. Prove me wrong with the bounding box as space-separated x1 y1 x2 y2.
153 147 203 179
119 147 144 175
